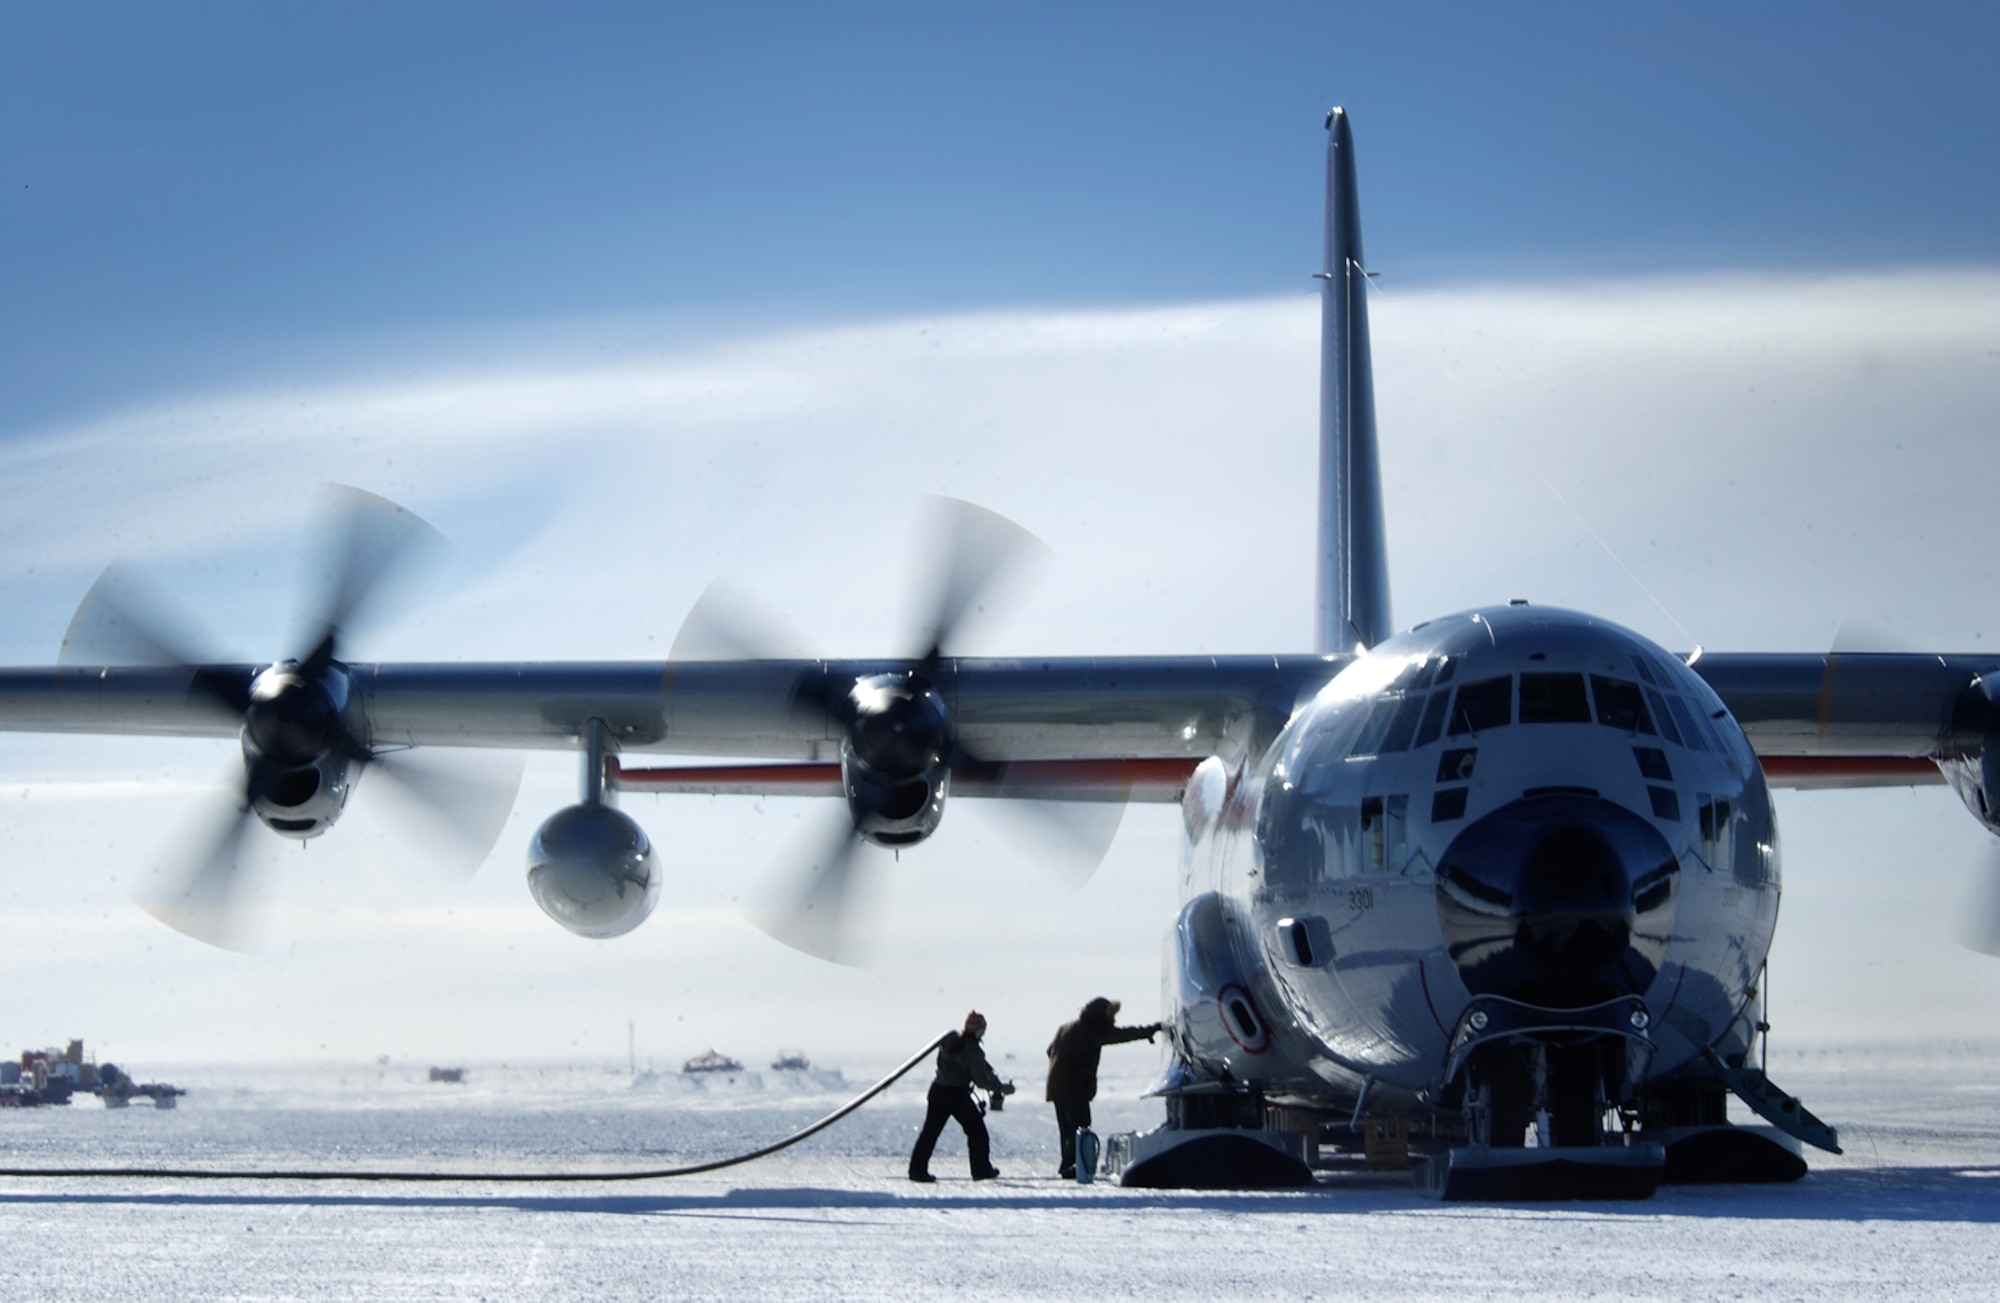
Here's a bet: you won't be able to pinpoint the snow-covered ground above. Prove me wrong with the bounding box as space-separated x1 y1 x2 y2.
1 1043 1995 1300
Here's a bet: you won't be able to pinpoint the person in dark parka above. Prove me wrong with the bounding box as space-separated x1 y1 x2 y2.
909 1010 1015 1182
1045 997 1161 1178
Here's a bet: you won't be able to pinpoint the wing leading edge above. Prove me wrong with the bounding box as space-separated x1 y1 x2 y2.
2 650 1993 792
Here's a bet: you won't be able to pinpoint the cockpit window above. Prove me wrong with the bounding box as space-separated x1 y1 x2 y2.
1447 676 1512 735
1412 689 1451 748
1519 673 1590 724
1378 693 1428 753
1591 676 1656 734
1663 694 1710 751
1630 654 1657 686
1349 697 1398 757
1644 688 1683 746
1434 655 1457 686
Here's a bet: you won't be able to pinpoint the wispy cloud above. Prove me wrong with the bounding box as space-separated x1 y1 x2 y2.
0 268 1995 1057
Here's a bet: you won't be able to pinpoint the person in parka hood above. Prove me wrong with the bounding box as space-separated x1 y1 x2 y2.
1045 997 1160 1179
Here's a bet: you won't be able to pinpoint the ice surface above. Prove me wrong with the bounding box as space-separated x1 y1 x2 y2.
1 1044 1995 1300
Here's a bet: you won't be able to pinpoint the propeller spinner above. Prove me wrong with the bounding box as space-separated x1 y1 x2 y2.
61 486 523 950
676 497 1123 963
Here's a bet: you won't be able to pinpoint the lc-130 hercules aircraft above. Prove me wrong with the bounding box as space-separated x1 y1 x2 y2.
2 109 1995 1200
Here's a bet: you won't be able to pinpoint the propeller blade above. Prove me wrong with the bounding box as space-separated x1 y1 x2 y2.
953 745 1129 886
911 496 1049 662
300 485 447 670
980 791 1127 888
668 581 807 662
357 747 527 882
1956 840 2000 959
134 782 265 951
750 815 871 964
1828 622 1920 655
59 565 250 716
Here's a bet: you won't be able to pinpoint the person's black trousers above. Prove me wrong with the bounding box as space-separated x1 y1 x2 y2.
1052 1098 1092 1176
909 1084 991 1177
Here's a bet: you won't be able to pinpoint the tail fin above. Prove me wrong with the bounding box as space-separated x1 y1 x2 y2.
1314 107 1391 654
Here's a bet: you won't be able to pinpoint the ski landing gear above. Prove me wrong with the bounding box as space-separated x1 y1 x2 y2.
1639 1049 1840 1184
1104 1082 1315 1189
1423 995 1665 1201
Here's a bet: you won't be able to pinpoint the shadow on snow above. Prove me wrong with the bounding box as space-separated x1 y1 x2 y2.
0 1166 1997 1224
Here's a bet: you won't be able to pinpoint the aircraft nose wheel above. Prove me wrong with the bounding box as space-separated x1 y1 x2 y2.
1467 1042 1609 1149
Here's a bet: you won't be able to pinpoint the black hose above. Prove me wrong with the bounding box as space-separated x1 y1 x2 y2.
0 1031 950 1184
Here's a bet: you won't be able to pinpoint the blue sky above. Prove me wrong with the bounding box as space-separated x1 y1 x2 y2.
0 6 1996 1063
7 3 1998 429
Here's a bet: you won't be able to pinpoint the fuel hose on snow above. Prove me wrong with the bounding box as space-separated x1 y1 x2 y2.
0 1031 951 1184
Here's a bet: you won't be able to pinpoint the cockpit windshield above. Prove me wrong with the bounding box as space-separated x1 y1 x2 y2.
1447 676 1511 736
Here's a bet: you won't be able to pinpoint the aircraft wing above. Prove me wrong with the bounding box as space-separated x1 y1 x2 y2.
3 649 1992 790
0 655 1341 800
1692 652 1997 799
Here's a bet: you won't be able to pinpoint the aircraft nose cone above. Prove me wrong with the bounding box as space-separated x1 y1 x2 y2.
1436 793 1679 1008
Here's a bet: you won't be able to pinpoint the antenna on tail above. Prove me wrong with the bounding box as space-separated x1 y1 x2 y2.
1314 107 1391 654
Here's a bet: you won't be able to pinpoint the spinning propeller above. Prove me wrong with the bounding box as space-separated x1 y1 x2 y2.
1958 842 2000 959
1828 632 2000 962
1957 670 2000 959
61 487 523 950
674 498 1125 963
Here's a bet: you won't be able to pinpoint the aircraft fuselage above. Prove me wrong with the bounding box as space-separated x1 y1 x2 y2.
1171 604 1779 1120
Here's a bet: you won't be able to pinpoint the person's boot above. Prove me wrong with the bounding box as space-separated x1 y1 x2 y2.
908 1170 936 1183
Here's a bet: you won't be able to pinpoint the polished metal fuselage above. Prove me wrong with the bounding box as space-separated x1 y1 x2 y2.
1168 605 1783 1111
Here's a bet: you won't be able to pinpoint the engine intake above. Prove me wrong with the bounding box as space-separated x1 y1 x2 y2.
1944 675 2000 835
240 661 355 839
840 671 951 847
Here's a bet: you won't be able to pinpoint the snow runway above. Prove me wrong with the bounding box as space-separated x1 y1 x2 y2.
1 1047 1994 1300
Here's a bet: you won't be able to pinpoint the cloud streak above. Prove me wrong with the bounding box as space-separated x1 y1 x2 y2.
0 267 1995 1059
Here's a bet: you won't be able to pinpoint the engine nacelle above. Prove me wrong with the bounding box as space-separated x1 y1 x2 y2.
241 661 355 839
526 803 661 939
841 671 951 848
1945 675 2000 836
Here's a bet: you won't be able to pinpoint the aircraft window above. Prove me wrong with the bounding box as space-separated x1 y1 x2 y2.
1645 688 1684 746
1390 661 1431 693
1386 794 1409 870
1663 695 1708 751
1409 659 1438 692
1358 795 1409 873
1437 747 1477 782
1431 787 1468 822
1520 673 1590 724
1649 786 1681 821
1434 656 1457 686
1360 796 1382 871
1698 795 1737 872
1412 690 1451 748
1630 654 1657 686
1590 676 1656 734
1349 698 1398 757
1378 694 1427 753
1633 747 1672 781
1448 676 1511 735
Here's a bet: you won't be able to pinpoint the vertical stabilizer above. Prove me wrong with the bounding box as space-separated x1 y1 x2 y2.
1314 107 1391 654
